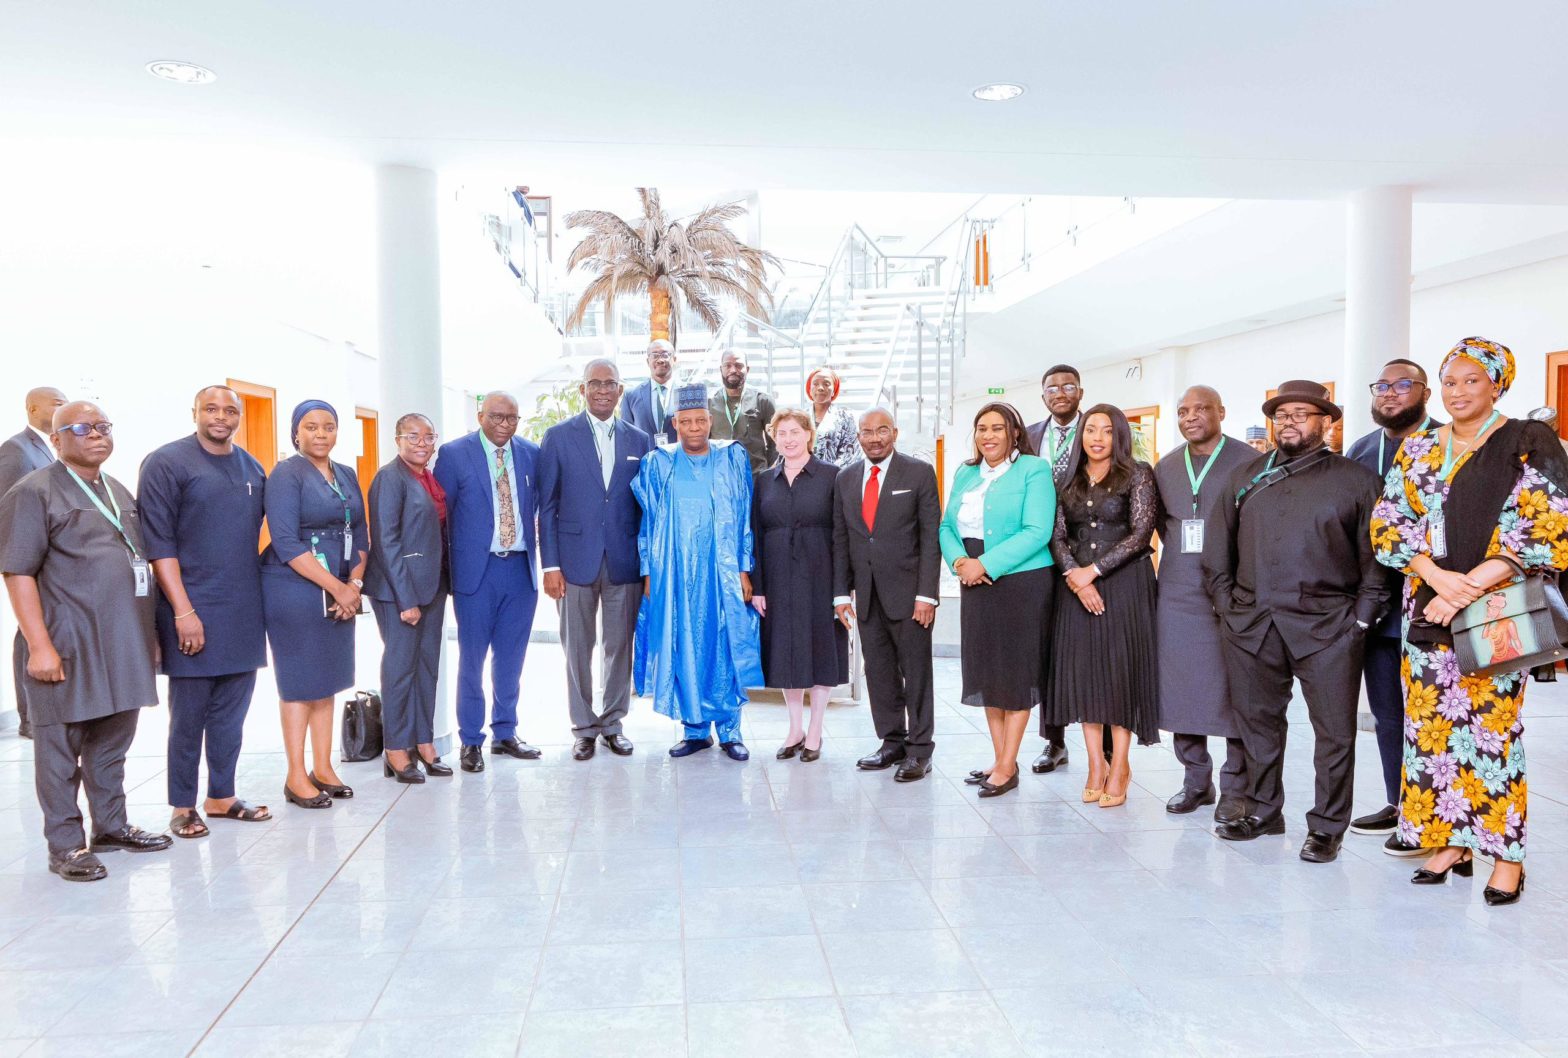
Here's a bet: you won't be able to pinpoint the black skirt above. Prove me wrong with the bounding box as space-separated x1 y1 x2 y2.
1044 555 1160 744
958 538 1054 710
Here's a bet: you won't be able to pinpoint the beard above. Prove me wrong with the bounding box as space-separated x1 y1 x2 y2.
1276 424 1326 457
1371 402 1426 432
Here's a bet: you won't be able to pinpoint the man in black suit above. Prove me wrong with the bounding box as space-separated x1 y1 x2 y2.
1024 364 1085 774
621 340 678 444
0 385 66 739
1202 380 1388 864
833 408 942 782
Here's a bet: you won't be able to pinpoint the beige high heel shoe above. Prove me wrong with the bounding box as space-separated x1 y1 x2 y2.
1082 756 1112 803
1099 766 1130 808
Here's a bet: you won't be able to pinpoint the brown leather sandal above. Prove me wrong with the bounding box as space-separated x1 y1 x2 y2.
170 810 208 839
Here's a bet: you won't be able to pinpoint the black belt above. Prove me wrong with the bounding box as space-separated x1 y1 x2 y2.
490 551 525 559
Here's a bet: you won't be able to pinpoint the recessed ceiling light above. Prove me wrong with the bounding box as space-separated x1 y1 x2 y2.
972 82 1025 102
146 60 217 85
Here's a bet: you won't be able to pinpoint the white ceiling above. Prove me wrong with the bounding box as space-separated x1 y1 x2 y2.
7 1 1568 202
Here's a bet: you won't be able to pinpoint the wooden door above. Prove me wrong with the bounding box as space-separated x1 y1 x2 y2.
226 379 277 472
355 408 378 512
1546 351 1568 440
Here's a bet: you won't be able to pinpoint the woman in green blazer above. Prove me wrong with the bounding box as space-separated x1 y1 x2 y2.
939 402 1056 798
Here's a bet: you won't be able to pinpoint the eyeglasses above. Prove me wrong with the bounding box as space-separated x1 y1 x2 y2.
54 422 113 438
397 433 439 446
583 380 622 392
858 427 895 439
484 413 520 426
1369 379 1421 397
647 351 674 362
1270 411 1325 425
1043 384 1080 396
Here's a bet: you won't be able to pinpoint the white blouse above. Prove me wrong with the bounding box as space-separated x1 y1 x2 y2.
956 452 1017 539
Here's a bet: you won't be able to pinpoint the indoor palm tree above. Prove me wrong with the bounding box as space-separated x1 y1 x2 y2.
564 188 778 342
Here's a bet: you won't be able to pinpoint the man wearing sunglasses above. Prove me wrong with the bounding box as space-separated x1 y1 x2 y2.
0 402 173 882
1344 359 1442 857
1202 380 1388 863
0 385 67 740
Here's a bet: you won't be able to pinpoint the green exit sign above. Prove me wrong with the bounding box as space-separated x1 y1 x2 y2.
986 387 1005 395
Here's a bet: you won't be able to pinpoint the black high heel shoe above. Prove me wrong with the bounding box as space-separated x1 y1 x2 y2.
308 772 354 799
1411 851 1473 885
776 738 805 761
283 783 332 809
384 754 425 784
415 749 453 777
800 741 822 763
1484 868 1526 906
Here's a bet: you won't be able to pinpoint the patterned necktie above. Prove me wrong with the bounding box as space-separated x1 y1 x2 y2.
862 465 880 532
495 447 518 550
1053 424 1072 475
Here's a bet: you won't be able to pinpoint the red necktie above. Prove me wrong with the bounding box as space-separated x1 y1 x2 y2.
862 465 880 532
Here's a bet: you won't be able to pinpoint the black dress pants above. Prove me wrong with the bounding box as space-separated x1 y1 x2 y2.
858 585 935 759
1222 622 1364 835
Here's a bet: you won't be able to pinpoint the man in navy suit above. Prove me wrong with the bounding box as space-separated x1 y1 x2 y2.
540 359 654 760
433 392 543 772
0 385 66 739
620 340 678 443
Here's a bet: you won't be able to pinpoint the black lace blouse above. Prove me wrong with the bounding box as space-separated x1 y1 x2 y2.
1050 462 1157 574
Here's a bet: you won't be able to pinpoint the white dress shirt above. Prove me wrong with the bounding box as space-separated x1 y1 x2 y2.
589 414 616 489
29 425 54 458
833 453 938 609
956 451 1016 538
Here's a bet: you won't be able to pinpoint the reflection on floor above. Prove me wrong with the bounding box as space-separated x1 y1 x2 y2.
3 643 1568 1057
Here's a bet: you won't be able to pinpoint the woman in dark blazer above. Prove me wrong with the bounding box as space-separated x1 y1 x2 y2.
261 400 368 809
939 402 1056 798
751 409 848 761
365 413 451 783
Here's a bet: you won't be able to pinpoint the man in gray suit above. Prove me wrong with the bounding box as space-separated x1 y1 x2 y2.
364 413 452 780
0 386 66 739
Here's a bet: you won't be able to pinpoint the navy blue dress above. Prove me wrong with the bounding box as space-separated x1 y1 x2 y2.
138 435 268 678
260 455 367 701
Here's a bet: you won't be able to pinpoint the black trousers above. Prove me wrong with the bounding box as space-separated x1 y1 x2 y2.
1362 634 1405 807
34 709 139 854
1222 622 1364 835
1172 733 1247 798
858 585 935 758
167 671 257 807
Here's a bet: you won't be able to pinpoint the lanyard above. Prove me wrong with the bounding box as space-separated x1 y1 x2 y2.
1184 437 1226 501
1378 416 1432 471
1439 410 1500 480
64 465 139 559
721 394 744 429
322 468 353 538
1048 420 1077 463
488 441 512 483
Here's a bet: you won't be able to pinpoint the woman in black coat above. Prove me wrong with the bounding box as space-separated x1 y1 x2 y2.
751 409 848 761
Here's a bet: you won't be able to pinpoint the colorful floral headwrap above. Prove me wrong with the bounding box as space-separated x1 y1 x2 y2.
1439 337 1515 398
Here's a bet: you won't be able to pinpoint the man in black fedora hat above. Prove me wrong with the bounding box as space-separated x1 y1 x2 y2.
1200 380 1388 863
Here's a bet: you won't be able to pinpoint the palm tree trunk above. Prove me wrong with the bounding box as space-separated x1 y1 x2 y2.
649 283 673 342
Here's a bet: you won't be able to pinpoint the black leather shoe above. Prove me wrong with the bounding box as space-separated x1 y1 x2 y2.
415 750 453 777
964 770 989 786
799 742 821 763
1165 784 1217 815
1214 796 1248 825
49 847 107 882
894 757 931 783
856 746 907 771
1412 852 1473 884
90 825 173 854
1484 869 1526 906
1382 833 1424 857
460 745 485 773
721 741 749 762
284 783 332 809
776 738 804 760
573 737 597 761
1299 831 1343 863
384 754 425 784
1031 743 1069 774
307 772 353 799
1349 804 1399 835
669 737 713 758
1214 813 1286 841
491 737 542 760
978 771 1019 798
602 733 634 756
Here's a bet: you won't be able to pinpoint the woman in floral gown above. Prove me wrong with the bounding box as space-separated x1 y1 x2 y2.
1371 337 1568 905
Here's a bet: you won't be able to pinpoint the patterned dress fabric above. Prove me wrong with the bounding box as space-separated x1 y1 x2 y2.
1371 425 1568 862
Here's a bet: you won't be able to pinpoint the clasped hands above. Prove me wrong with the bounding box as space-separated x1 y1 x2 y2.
1420 557 1514 626
1065 565 1105 616
328 580 361 621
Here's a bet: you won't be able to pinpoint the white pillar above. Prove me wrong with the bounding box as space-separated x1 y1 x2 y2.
1342 186 1412 443
373 164 453 750
375 165 444 440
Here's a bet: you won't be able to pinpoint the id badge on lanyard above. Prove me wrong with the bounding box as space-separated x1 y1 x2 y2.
131 556 150 597
1429 503 1448 560
1181 519 1205 554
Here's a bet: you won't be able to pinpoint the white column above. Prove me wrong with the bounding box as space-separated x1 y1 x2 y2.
1342 186 1412 443
375 165 444 440
373 164 453 750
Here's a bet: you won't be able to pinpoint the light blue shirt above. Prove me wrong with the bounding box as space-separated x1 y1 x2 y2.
479 432 526 554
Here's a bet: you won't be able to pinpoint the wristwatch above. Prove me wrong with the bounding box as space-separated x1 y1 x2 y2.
350 578 364 589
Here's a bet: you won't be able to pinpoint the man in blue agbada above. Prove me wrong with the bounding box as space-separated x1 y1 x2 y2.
633 382 762 761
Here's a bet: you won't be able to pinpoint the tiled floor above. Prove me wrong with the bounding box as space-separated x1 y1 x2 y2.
4 630 1568 1057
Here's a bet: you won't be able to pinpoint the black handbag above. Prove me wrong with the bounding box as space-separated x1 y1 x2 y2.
1451 573 1568 679
340 690 384 761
